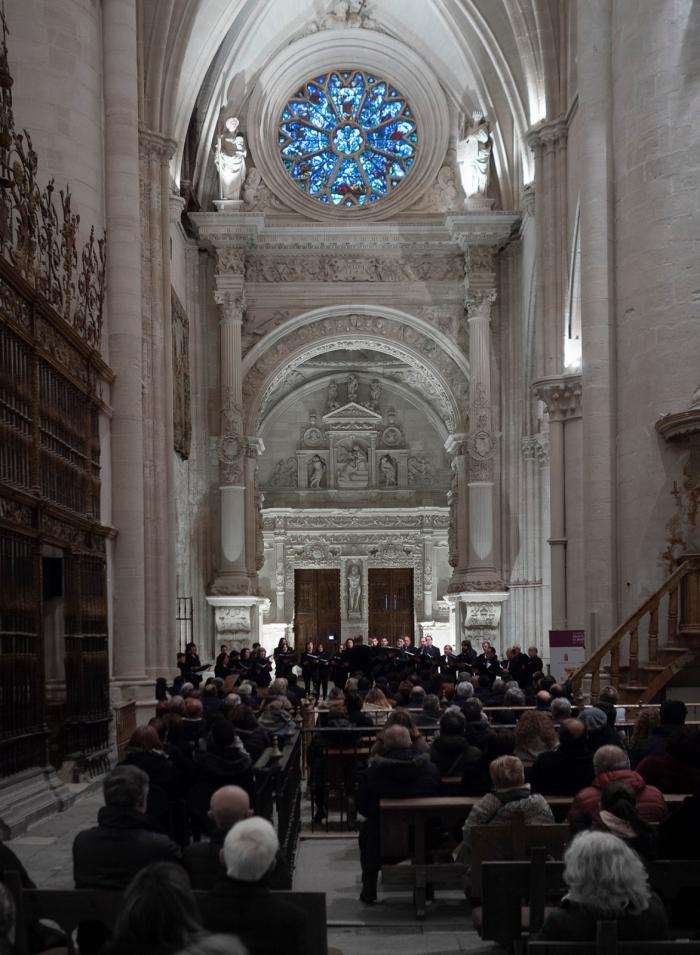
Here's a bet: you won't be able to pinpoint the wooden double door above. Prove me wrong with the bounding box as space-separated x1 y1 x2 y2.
294 569 341 653
368 568 415 643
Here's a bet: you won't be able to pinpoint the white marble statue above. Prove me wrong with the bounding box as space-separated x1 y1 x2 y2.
369 379 381 411
347 373 359 403
327 380 339 411
379 453 398 487
215 117 247 201
308 454 327 488
337 442 369 488
347 563 362 614
457 110 491 198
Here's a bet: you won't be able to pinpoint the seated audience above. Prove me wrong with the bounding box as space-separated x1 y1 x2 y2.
357 724 441 902
198 817 305 955
121 725 186 823
193 720 254 803
183 785 289 890
73 766 180 890
568 744 666 824
345 691 374 729
579 704 626 753
414 693 441 729
461 730 516 796
182 698 207 745
530 719 595 796
429 710 481 776
229 705 271 763
532 831 668 942
100 862 203 955
631 700 687 767
636 726 700 793
371 710 429 756
550 696 572 723
462 698 493 751
514 709 558 766
598 684 626 724
461 755 554 854
589 782 657 859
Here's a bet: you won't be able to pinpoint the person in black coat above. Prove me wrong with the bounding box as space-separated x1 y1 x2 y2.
273 638 295 679
313 642 331 701
631 699 687 767
525 645 543 683
73 766 180 890
198 817 305 955
506 644 530 689
251 647 273 689
530 718 595 796
357 724 441 902
429 710 481 777
300 640 318 697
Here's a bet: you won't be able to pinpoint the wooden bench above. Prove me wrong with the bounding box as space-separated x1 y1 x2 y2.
5 872 329 955
528 921 700 954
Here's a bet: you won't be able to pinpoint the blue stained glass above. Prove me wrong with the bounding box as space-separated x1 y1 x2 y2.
279 70 417 207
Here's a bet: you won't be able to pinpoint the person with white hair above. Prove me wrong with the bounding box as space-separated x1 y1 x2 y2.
550 696 572 722
199 817 305 955
533 830 668 941
455 680 474 701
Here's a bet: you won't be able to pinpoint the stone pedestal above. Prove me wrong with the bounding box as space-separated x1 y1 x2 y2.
465 195 495 211
446 590 509 652
214 199 243 212
206 595 269 650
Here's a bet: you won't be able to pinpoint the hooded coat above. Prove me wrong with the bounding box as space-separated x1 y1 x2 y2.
462 785 555 851
429 734 481 777
568 769 667 823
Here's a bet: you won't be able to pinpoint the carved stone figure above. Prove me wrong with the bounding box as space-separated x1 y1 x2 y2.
308 454 327 488
379 453 398 487
327 380 339 411
408 456 435 486
214 117 247 201
347 373 359 403
269 458 298 488
457 111 491 198
369 379 381 411
337 442 369 488
347 562 362 615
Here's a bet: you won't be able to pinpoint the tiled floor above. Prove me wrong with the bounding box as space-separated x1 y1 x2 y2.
6 793 503 954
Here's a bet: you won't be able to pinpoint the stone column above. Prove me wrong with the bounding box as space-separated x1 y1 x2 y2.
445 434 469 591
533 375 583 630
102 0 146 687
206 249 266 640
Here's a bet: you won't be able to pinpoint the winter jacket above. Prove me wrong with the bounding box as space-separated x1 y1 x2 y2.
357 748 441 817
568 769 667 823
73 806 180 890
635 755 700 794
429 734 481 777
462 785 555 851
530 742 595 796
631 725 684 767
533 893 668 942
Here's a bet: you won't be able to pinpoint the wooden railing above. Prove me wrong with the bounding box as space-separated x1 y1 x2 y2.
570 554 700 703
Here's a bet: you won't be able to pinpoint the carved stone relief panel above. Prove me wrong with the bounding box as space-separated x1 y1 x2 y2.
172 289 191 460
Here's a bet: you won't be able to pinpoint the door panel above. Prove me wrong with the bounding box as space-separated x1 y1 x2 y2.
368 568 414 643
294 569 341 653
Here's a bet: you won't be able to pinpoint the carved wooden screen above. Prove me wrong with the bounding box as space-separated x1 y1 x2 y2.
293 569 341 652
0 6 112 779
368 568 415 642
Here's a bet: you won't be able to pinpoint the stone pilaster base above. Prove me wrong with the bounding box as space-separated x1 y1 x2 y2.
0 766 76 838
445 590 510 653
206 595 270 651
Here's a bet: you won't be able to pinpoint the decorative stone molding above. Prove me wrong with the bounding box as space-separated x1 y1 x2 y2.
533 374 583 421
0 496 33 526
526 115 569 153
464 288 498 319
521 433 550 467
216 248 246 275
214 289 246 322
244 254 464 283
467 246 497 280
467 429 498 481
245 28 450 221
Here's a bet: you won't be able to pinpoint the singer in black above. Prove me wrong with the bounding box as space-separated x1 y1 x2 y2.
214 644 229 679
273 637 296 679
313 641 331 701
332 638 353 690
238 646 254 676
252 646 273 689
300 640 317 697
183 642 206 687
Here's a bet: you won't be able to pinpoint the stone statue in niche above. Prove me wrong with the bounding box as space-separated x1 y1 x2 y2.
408 455 436 486
457 110 491 198
327 380 339 411
214 117 247 201
369 379 381 411
269 457 298 487
347 373 359 403
379 453 398 487
347 562 362 616
337 442 369 488
308 454 327 488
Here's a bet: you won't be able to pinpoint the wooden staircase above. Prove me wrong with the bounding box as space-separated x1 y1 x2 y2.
569 554 700 705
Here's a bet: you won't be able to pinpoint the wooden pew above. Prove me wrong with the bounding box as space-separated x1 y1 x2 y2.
528 921 700 954
5 872 329 955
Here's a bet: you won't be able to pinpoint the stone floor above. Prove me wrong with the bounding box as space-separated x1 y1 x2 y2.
6 792 503 955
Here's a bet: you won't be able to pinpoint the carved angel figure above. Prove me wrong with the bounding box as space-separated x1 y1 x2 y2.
308 454 327 488
347 373 359 403
215 117 247 201
379 453 398 487
327 380 339 411
456 111 491 197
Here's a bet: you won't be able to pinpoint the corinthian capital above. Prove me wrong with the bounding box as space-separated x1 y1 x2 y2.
215 289 246 323
533 374 582 421
464 288 497 319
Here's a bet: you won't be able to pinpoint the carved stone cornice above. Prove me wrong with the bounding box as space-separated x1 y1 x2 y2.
533 374 582 421
656 403 700 443
466 246 497 285
216 247 246 276
526 115 569 154
138 125 177 162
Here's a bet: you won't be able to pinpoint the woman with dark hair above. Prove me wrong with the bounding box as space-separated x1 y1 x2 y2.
300 640 317 697
251 646 273 689
101 862 203 955
371 709 429 756
593 781 657 859
313 642 330 701
273 637 295 679
121 725 185 811
229 704 271 762
238 647 253 673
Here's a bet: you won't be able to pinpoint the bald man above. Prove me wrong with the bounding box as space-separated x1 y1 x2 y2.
183 785 290 890
357 722 441 903
530 718 595 797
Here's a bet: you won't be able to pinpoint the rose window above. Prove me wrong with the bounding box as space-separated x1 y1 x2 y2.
278 70 417 207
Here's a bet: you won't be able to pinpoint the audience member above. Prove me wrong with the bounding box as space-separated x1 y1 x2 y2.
357 724 441 902
414 693 441 729
532 831 667 942
101 862 203 955
530 719 594 796
568 744 666 825
229 705 271 763
361 687 393 725
193 720 254 801
73 766 180 890
182 699 206 745
461 755 554 854
429 710 480 776
636 726 700 793
371 710 429 756
198 818 305 955
579 705 626 753
550 697 572 723
631 699 687 767
598 685 626 723
462 698 493 751
183 786 289 891
514 710 557 766
589 782 658 859
461 730 516 796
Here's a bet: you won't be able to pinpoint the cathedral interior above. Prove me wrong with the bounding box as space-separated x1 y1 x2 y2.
0 2 699 944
